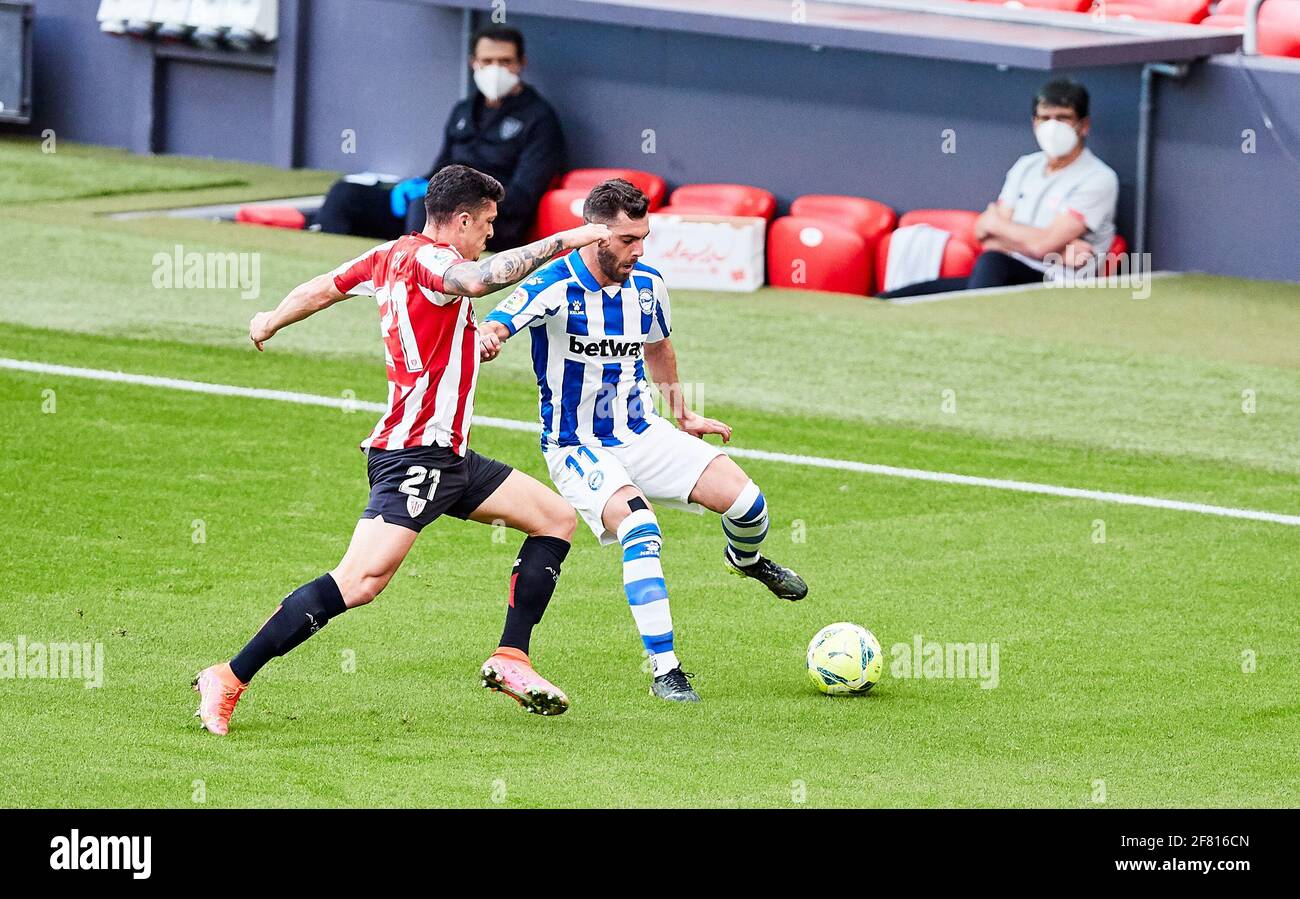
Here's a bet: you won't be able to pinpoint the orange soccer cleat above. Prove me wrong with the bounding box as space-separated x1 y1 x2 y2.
192 663 247 735
480 647 569 716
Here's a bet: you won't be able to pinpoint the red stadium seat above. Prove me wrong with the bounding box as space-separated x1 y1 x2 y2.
1100 233 1128 277
532 188 588 240
875 229 979 294
1098 0 1210 24
767 216 872 296
898 209 982 254
1202 0 1300 58
789 195 897 254
235 205 306 229
663 183 777 220
561 168 667 210
968 0 1092 11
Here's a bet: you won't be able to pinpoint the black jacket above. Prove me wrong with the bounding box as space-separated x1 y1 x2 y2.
424 84 565 249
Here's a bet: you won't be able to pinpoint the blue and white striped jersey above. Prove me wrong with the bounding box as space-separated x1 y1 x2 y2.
485 249 671 448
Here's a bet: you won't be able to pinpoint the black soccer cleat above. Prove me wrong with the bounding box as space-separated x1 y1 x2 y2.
724 547 809 601
650 667 700 702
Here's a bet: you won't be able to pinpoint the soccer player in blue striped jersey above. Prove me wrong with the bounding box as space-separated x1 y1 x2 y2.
479 178 808 702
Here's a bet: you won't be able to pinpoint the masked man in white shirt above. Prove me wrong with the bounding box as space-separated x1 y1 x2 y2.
881 79 1119 298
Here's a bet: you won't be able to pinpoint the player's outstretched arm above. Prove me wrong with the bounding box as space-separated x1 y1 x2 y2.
441 223 612 299
644 338 732 443
249 273 348 351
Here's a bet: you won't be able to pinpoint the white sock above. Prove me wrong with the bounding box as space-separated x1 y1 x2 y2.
652 651 680 677
618 509 677 674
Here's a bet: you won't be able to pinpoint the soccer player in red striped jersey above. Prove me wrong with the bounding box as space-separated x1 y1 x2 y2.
193 165 610 733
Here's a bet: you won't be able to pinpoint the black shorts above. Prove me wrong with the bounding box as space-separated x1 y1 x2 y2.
361 445 513 533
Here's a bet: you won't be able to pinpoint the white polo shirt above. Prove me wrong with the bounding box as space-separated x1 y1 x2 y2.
997 147 1119 272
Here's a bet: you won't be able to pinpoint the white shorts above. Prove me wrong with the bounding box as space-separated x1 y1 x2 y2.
543 418 725 545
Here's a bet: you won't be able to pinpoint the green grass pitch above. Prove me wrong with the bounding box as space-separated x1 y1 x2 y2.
1 138 1297 807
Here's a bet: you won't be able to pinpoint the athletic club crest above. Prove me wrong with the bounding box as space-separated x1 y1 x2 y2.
500 117 524 140
406 495 427 518
637 287 655 314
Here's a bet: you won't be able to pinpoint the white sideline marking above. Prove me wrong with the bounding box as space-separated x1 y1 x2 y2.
3 356 1297 527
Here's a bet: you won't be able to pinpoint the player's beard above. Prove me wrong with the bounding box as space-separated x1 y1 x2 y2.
595 245 632 284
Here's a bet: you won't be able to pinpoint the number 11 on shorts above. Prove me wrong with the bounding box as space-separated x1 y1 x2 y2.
564 446 601 477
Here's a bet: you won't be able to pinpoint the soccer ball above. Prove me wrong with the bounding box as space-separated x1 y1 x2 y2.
806 622 882 695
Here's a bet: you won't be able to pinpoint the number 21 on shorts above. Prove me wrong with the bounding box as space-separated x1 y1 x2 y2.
399 465 441 518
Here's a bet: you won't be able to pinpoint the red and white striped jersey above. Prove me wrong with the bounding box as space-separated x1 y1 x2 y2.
331 233 479 455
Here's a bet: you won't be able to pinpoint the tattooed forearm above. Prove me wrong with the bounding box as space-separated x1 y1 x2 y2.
443 234 566 297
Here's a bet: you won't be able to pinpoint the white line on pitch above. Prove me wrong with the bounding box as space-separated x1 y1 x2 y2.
3 356 1297 527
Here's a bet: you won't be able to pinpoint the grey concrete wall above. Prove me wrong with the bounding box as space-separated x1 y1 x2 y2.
160 59 275 164
1149 56 1300 281
6 0 1299 281
298 0 463 175
514 13 1142 236
23 0 151 150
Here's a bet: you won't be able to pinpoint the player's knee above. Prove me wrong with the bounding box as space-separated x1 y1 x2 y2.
602 486 644 532
536 498 576 542
330 566 389 607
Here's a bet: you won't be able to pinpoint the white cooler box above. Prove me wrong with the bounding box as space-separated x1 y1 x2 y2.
644 213 766 292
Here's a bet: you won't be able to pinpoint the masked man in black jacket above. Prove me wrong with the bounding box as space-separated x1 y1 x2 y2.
318 25 565 250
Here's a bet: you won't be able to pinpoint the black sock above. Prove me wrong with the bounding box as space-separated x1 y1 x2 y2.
229 573 348 684
498 536 570 655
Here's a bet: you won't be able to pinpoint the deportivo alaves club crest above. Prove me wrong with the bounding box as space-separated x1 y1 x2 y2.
406 494 427 518
638 287 655 314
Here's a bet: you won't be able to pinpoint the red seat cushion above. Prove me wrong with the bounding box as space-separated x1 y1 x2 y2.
235 205 306 229
768 216 871 295
968 0 1092 11
666 184 777 220
561 168 667 210
1100 0 1210 23
898 209 982 254
1202 0 1300 57
875 228 978 294
1099 233 1127 277
789 195 897 250
531 188 588 241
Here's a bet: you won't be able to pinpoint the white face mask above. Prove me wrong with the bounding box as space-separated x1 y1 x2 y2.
473 64 520 102
1035 119 1080 159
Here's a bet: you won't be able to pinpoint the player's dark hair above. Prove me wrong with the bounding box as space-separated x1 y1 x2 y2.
424 164 505 225
583 179 649 224
1034 78 1089 119
471 25 525 59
